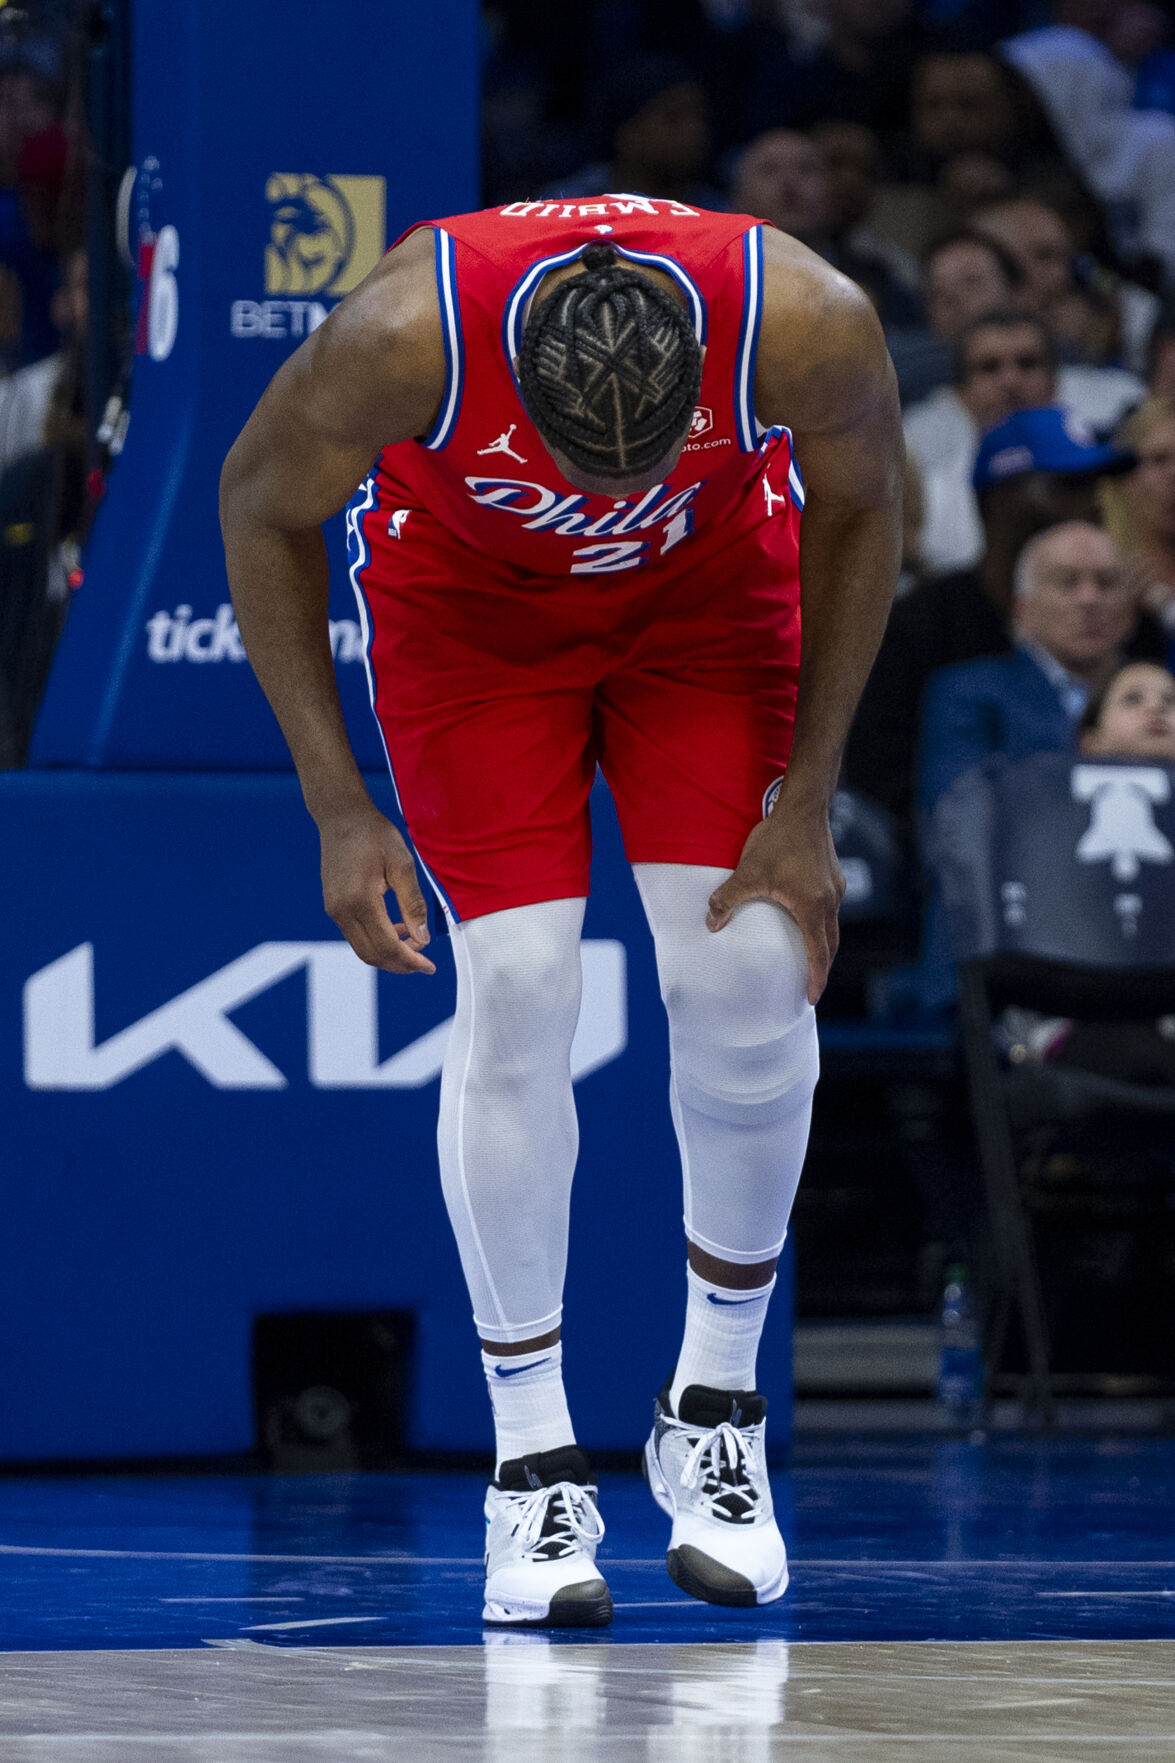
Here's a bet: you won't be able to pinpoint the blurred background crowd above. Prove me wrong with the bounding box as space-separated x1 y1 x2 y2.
483 0 1175 1022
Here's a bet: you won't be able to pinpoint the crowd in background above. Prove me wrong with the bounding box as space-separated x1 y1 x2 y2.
486 0 1175 1027
0 0 87 768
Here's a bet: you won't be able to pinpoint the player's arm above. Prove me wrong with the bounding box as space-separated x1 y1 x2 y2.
707 230 903 1002
220 227 445 973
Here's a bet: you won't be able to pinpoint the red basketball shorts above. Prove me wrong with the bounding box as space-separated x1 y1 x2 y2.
354 506 801 922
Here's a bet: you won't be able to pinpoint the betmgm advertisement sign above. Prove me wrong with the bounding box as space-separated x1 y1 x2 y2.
231 173 387 340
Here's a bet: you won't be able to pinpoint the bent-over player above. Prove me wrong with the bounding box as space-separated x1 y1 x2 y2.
221 194 902 1627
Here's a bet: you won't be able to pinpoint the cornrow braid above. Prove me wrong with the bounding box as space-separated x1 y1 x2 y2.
517 243 702 481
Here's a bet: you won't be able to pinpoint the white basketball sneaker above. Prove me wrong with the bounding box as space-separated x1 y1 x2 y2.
483 1444 612 1628
644 1384 789 1606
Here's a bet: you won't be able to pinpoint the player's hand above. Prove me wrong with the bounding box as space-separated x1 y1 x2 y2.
705 805 845 1004
318 805 436 974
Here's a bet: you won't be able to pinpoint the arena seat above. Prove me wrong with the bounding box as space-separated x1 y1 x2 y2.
931 752 1175 1419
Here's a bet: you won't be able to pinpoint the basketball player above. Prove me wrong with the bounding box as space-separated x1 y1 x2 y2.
221 196 902 1627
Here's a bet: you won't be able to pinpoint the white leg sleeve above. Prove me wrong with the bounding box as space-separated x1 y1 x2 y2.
438 897 586 1343
633 863 819 1263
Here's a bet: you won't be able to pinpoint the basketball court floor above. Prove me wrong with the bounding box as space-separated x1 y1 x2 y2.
1 1436 1172 1757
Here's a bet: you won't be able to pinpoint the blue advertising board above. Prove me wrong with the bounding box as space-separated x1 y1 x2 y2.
32 0 479 767
0 774 794 1461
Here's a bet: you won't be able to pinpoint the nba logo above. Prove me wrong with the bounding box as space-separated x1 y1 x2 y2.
689 406 713 439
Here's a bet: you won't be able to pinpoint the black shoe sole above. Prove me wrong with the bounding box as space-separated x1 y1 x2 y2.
667 1545 757 1608
484 1582 614 1629
544 1584 614 1627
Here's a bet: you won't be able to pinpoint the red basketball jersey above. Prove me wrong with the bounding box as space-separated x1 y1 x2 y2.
371 196 804 580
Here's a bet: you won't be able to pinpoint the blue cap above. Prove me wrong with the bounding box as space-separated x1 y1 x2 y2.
973 406 1132 493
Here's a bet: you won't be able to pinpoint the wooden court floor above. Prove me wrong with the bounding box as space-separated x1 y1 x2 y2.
1 1437 1172 1757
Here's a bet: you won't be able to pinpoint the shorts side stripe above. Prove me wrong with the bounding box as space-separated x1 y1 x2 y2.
345 474 459 926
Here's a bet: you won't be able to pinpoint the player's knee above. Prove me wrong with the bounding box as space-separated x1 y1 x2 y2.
662 902 817 1119
458 913 582 1066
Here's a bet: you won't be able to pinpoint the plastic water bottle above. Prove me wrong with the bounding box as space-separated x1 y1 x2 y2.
937 1264 985 1427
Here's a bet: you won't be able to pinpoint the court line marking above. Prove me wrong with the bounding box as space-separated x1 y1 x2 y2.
4 1543 1175 1571
241 1615 389 1632
0 1545 482 1564
1037 1590 1174 1598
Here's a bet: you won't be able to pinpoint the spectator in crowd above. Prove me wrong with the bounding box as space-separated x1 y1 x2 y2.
905 310 1140 575
0 243 86 763
772 0 921 146
1026 657 1175 1084
970 192 1158 375
843 406 1155 839
729 127 923 329
0 243 84 475
1099 397 1175 656
909 47 1021 172
890 229 1022 403
1079 657 1175 758
919 520 1138 812
907 308 1055 575
730 129 828 246
809 118 925 308
0 59 66 370
925 232 1021 344
541 55 724 209
1001 21 1175 282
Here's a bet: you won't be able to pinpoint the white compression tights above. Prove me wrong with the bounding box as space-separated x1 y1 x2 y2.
438 869 818 1344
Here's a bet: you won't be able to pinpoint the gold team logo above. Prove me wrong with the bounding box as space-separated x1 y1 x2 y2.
264 174 386 297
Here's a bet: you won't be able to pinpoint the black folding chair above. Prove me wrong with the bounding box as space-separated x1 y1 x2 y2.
931 752 1175 1421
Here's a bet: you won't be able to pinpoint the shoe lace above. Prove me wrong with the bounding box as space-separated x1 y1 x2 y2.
509 1480 605 1561
680 1421 761 1524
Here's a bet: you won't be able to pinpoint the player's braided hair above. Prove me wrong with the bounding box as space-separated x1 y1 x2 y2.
517 244 702 481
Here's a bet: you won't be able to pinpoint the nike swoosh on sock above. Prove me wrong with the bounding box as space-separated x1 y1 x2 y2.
706 1293 761 1306
494 1358 552 1377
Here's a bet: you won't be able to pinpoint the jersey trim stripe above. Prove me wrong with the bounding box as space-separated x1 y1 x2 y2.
423 229 465 452
345 473 459 925
735 225 764 453
502 243 707 387
780 424 805 509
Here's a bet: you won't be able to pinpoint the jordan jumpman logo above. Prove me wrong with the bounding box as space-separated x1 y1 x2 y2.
762 477 788 518
477 423 528 463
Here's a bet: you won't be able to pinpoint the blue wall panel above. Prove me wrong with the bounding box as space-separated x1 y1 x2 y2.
0 774 794 1461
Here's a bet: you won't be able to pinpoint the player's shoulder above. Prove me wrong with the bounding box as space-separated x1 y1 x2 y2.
755 226 891 431
759 226 878 340
292 225 445 442
313 224 443 380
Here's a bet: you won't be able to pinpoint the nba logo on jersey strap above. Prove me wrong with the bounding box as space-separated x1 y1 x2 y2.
689 407 713 439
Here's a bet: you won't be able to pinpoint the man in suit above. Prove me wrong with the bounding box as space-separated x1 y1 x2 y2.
920 521 1137 812
912 521 1137 1014
844 408 1155 846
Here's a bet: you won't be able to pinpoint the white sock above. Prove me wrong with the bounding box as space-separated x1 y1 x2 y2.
669 1263 776 1413
482 1342 575 1476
